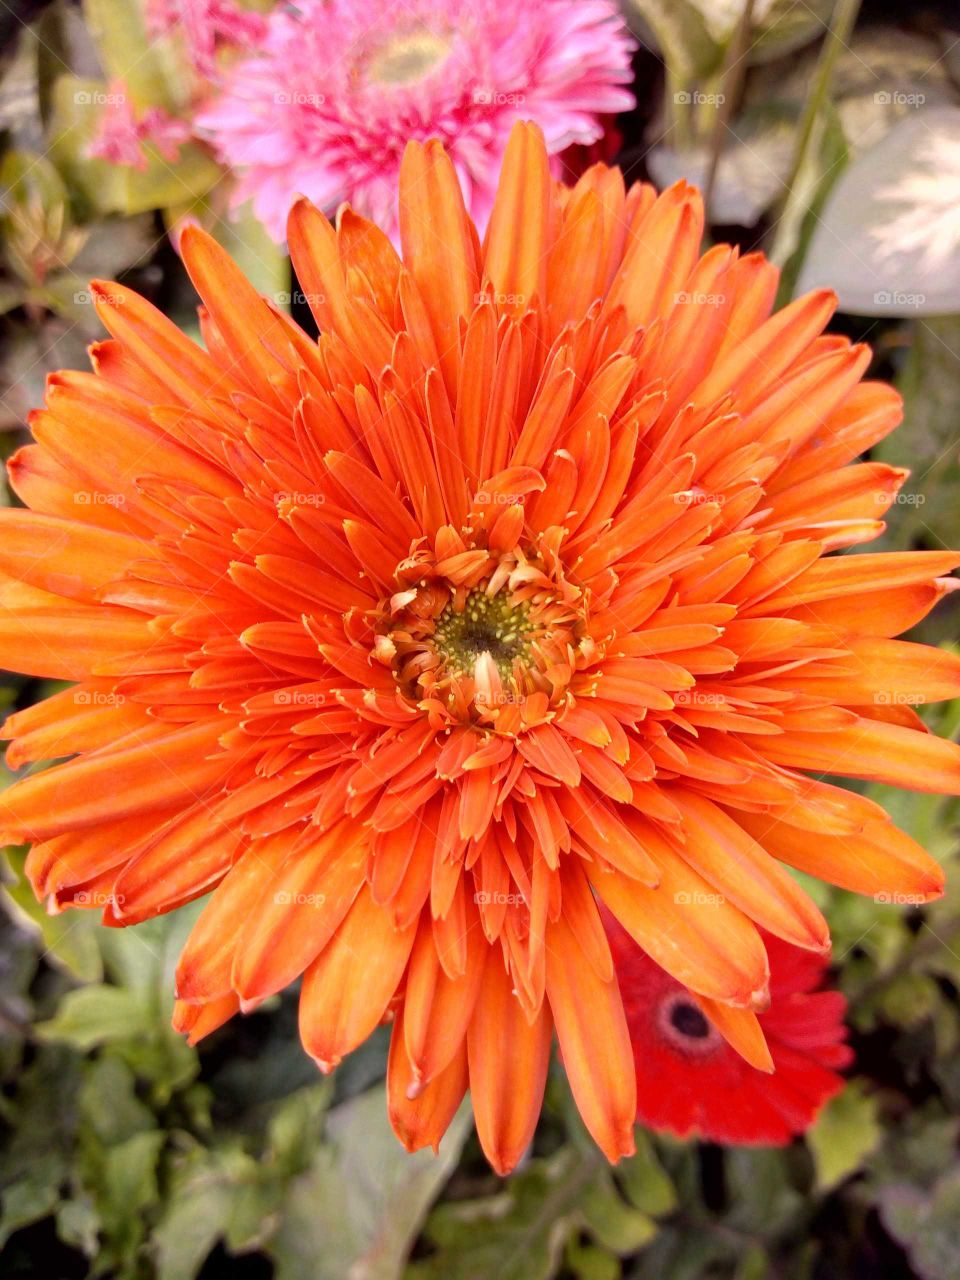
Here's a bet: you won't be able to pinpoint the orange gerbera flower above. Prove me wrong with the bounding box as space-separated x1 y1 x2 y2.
2 122 958 1175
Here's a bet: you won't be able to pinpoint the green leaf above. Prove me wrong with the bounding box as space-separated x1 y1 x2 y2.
580 1174 658 1253
2 846 103 983
81 0 187 109
153 1144 267 1280
0 1155 64 1247
265 1081 333 1176
268 1086 470 1280
90 1129 166 1263
880 1169 960 1280
623 0 721 83
807 1080 882 1192
411 1146 642 1280
565 1239 621 1280
616 1132 677 1218
49 75 220 218
35 984 152 1050
0 1046 83 1246
79 1055 157 1146
875 318 960 557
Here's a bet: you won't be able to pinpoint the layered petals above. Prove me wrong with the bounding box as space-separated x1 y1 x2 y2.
1 121 954 1173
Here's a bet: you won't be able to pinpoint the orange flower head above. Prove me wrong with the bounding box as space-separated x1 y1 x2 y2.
2 122 958 1175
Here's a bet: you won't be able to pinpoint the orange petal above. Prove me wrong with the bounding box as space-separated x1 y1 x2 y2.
691 994 774 1072
399 138 478 397
387 1003 468 1155
178 225 289 409
545 912 636 1163
299 883 417 1071
231 826 367 1004
0 719 224 842
483 122 551 314
669 789 830 952
761 716 960 793
467 945 553 1175
403 910 485 1085
0 511 155 602
587 848 769 1008
172 993 239 1046
737 810 945 902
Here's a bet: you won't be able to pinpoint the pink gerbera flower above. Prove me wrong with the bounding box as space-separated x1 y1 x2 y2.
88 81 191 172
195 0 635 241
147 0 268 77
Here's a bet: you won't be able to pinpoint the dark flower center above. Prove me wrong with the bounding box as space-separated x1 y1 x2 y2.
657 992 723 1057
433 590 533 678
669 1000 711 1040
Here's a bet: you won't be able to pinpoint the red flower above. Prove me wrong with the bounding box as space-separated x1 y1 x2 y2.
603 909 852 1145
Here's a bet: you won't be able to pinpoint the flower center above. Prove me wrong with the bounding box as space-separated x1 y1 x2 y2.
670 1001 710 1039
433 590 533 679
366 29 451 87
370 535 599 733
658 992 723 1057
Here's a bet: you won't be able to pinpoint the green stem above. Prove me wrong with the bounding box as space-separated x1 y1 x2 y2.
703 0 758 216
767 0 862 269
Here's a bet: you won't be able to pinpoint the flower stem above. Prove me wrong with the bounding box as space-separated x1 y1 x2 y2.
767 0 862 272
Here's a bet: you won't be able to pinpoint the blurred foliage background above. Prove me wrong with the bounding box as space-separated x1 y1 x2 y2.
3 1 960 1277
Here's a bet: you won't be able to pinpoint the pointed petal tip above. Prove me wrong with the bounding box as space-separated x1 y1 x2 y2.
598 1123 637 1165
748 984 771 1013
310 1054 339 1075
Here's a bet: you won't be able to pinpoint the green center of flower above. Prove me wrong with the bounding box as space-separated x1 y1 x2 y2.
367 30 451 87
433 590 533 678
